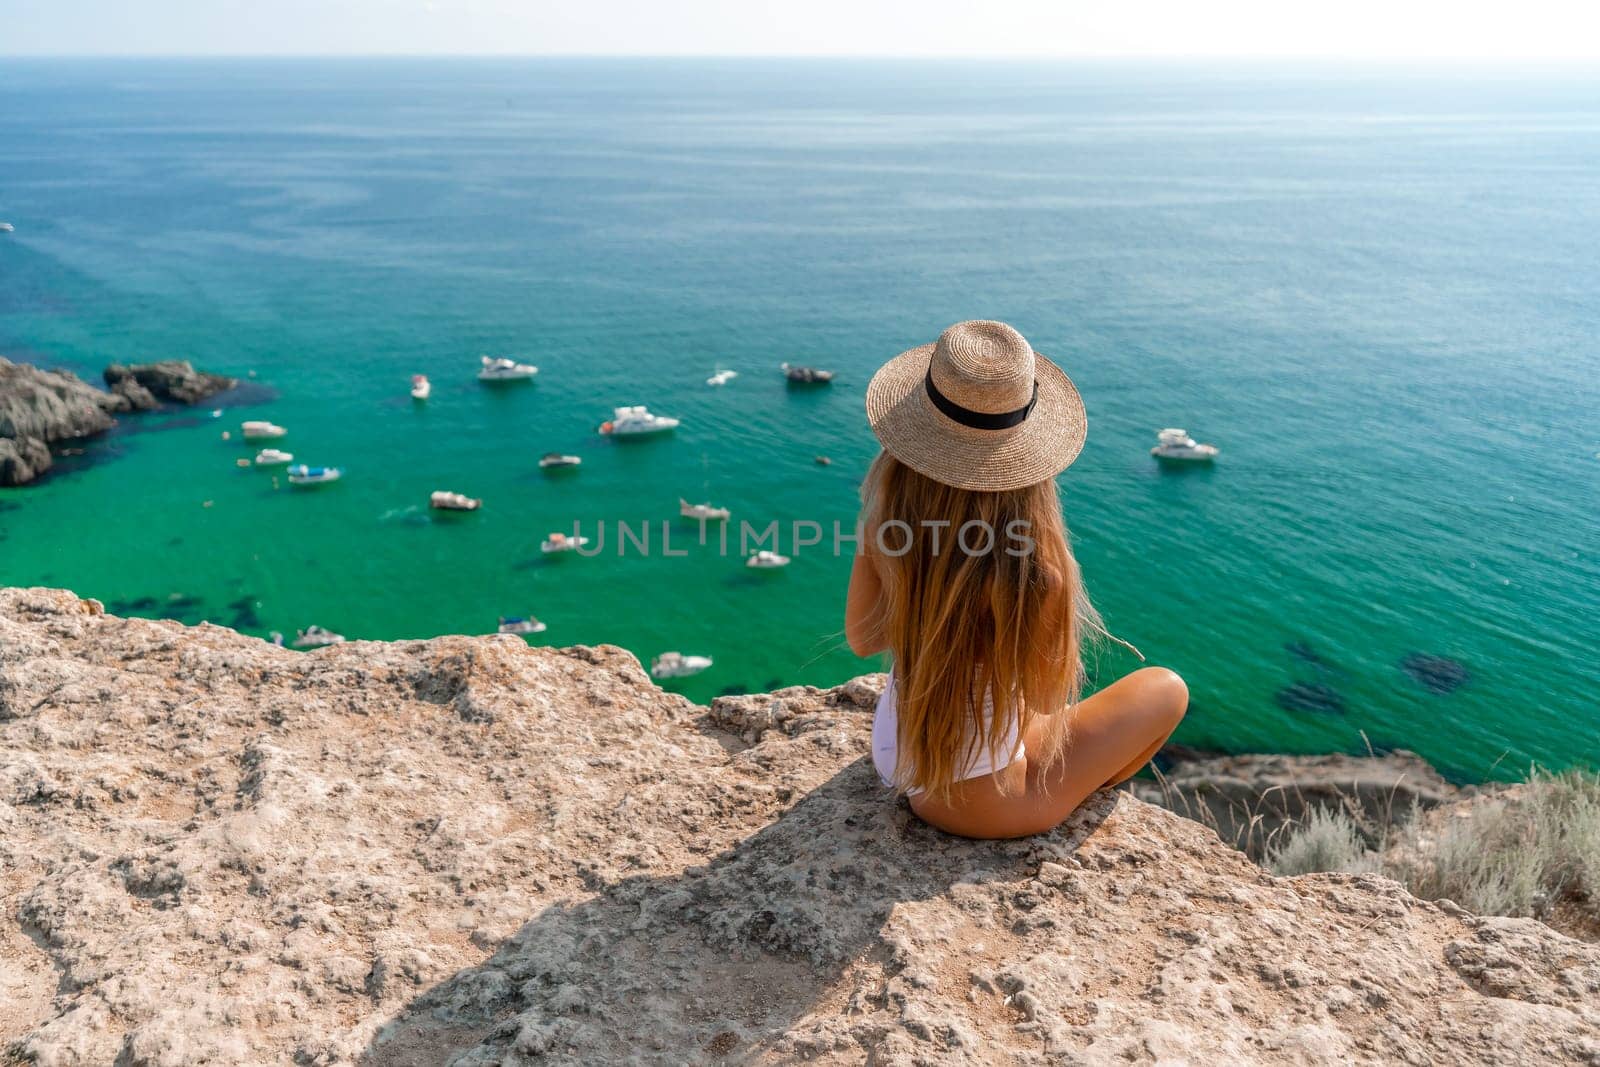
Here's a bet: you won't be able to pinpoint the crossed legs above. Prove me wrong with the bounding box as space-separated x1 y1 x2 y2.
909 667 1189 839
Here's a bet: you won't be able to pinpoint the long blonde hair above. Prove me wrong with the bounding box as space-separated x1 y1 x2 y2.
861 451 1101 800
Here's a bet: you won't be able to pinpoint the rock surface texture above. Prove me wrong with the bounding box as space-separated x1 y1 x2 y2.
102 360 236 409
0 359 125 485
2 587 1598 1066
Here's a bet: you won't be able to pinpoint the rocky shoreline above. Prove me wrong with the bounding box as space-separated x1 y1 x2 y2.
0 357 234 485
3 587 1596 1065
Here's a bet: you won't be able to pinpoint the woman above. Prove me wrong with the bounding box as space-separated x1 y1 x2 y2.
846 320 1188 839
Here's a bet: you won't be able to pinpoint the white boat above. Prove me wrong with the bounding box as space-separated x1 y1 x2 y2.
1150 428 1219 463
539 452 582 469
0 222 13 233
286 464 342 486
430 490 481 511
706 369 738 387
293 625 345 648
599 406 680 436
651 651 713 679
679 498 730 522
498 616 547 635
253 448 293 466
411 374 431 400
540 532 590 554
241 420 287 440
746 550 791 569
478 356 538 381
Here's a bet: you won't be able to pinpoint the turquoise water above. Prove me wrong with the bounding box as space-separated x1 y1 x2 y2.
1 59 1597 782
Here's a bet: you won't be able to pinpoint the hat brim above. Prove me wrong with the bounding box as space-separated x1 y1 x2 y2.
865 342 1086 492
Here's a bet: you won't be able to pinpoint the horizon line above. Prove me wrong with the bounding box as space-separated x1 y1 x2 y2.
5 51 1600 64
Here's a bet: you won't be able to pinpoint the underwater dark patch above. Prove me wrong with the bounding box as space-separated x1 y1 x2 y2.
1400 653 1469 695
154 593 205 624
762 677 783 691
159 607 205 624
226 595 262 630
1285 640 1331 669
29 439 126 484
1275 681 1346 716
113 414 209 436
207 380 280 408
108 595 160 613
718 685 750 697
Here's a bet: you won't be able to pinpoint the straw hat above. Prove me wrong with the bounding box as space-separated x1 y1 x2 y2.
866 320 1086 492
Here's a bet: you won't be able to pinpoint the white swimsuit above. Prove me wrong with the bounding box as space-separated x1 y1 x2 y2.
872 673 1025 795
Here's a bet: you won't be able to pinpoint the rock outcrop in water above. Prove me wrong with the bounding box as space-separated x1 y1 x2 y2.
102 359 236 410
0 358 126 485
0 357 238 485
2 587 1598 1065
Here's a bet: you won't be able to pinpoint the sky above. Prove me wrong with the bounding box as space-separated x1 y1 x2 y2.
2 0 1599 58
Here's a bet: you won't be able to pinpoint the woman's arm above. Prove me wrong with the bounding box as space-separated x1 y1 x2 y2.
845 547 889 657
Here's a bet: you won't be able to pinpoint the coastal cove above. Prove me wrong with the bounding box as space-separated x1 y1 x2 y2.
1 58 1597 782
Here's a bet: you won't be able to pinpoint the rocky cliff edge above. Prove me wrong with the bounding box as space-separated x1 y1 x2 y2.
1 588 1597 1066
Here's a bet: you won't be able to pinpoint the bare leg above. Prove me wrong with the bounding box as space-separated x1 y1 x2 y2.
1028 666 1186 815
1103 732 1174 788
909 666 1188 839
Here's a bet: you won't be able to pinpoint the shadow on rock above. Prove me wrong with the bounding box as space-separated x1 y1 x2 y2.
360 761 1112 1065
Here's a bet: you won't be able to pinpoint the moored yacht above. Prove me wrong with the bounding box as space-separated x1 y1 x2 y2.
253 448 293 466
1150 428 1219 463
539 452 582 469
706 369 738 387
498 616 547 635
242 420 287 440
293 625 345 648
679 498 730 522
781 362 834 384
650 651 713 679
430 490 481 511
0 222 14 233
540 531 590 554
477 356 538 381
411 374 431 400
599 406 679 436
746 549 791 569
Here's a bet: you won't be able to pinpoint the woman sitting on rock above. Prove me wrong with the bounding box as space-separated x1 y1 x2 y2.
846 321 1188 838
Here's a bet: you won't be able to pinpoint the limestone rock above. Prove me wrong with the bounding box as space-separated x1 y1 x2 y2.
108 375 160 410
1 587 1596 1066
0 358 123 484
103 359 235 406
0 435 53 486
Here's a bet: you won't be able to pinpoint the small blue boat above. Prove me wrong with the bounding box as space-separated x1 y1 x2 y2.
286 464 343 486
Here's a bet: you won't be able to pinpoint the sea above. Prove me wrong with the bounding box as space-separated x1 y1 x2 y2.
1 58 1596 782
